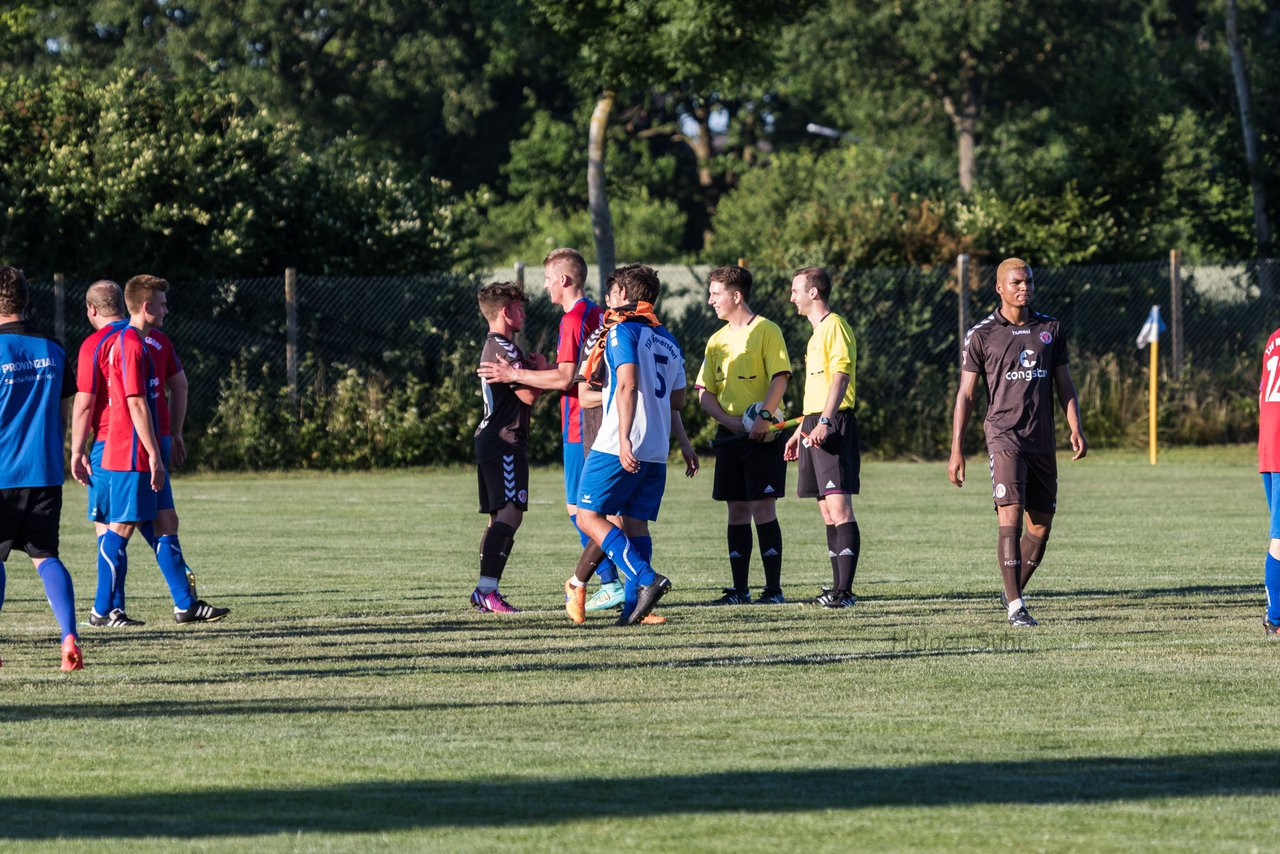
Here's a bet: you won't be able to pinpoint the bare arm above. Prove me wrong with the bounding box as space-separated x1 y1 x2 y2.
698 388 740 432
578 379 602 409
479 359 575 391
167 370 189 467
948 371 980 487
69 391 95 485
615 363 639 473
1054 364 1088 461
749 372 791 440
805 371 850 448
670 393 699 478
127 394 166 492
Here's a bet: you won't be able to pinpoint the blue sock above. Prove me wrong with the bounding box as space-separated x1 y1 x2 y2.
156 535 195 611
570 514 590 549
1266 553 1280 624
138 521 159 550
632 536 653 563
37 558 77 640
111 546 129 612
596 557 619 585
0 561 5 613
602 528 656 618
95 531 128 616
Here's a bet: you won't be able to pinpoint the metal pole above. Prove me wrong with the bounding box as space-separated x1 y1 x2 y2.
285 268 298 407
53 272 65 342
1169 249 1183 379
514 261 525 288
956 254 971 364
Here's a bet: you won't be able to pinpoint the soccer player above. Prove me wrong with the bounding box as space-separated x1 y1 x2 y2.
948 258 1087 627
696 265 791 605
574 264 694 625
0 265 83 670
473 281 546 613
563 269 697 624
97 275 229 625
475 249 625 606
70 280 141 626
1257 324 1280 637
783 267 861 609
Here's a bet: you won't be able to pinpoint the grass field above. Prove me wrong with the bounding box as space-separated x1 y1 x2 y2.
2 445 1278 851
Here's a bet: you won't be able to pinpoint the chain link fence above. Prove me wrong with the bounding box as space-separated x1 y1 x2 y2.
27 257 1280 468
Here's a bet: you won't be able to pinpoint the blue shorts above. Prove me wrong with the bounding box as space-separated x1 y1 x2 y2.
87 441 111 522
1263 473 1280 539
576 451 666 522
563 441 585 505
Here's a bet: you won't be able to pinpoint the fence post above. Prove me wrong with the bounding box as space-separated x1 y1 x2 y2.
53 272 65 343
1169 249 1182 379
514 261 525 289
285 268 298 407
956 254 970 364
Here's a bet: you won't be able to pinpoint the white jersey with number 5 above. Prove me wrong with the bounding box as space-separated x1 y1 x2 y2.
593 321 686 464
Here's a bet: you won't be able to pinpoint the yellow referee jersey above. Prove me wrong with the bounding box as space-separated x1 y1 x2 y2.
803 312 857 415
695 316 791 417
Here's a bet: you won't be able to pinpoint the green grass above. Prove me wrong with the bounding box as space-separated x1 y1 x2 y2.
2 446 1278 851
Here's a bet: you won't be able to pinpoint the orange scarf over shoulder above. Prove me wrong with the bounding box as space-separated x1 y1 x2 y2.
580 301 662 387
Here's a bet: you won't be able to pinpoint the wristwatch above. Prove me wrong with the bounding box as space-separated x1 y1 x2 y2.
818 416 832 426
759 408 773 422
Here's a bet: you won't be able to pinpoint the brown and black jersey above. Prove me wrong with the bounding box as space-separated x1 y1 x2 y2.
962 309 1069 453
475 333 530 459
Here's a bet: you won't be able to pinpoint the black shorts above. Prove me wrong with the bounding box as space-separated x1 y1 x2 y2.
988 450 1057 514
713 426 786 502
0 485 62 561
796 411 860 498
476 451 529 514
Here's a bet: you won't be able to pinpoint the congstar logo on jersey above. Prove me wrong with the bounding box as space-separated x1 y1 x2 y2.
1004 350 1048 381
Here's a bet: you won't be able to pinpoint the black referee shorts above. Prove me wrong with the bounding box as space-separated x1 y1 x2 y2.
0 485 62 561
796 411 860 498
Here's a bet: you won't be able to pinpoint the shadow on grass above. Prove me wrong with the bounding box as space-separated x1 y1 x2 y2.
4 752 1277 838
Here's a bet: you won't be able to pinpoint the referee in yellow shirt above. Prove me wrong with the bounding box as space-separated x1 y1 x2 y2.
783 267 860 608
696 265 792 605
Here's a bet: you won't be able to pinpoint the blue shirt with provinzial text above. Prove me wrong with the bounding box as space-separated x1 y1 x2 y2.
0 320 73 488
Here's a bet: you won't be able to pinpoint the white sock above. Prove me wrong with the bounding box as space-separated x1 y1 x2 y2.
1007 597 1024 616
477 575 499 593
568 578 585 589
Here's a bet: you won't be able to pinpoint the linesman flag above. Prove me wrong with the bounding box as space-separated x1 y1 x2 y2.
1136 305 1166 349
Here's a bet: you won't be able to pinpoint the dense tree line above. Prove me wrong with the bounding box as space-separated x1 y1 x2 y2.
0 0 1274 278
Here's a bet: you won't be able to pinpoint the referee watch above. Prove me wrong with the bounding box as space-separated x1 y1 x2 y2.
818 416 832 426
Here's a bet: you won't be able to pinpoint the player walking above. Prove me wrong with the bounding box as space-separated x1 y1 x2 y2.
783 267 861 608
0 265 84 670
949 258 1087 627
696 265 791 605
472 282 546 612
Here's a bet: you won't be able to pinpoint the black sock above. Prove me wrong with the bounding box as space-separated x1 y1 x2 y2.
480 521 517 581
833 521 859 593
825 524 839 590
756 519 782 591
998 525 1022 603
727 523 753 592
1020 531 1048 590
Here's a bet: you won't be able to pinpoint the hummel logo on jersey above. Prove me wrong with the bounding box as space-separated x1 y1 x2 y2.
763 484 775 494
825 480 836 489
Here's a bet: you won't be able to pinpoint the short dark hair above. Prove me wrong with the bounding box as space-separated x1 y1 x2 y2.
0 265 29 315
793 266 831 301
124 274 169 313
709 265 752 299
477 281 526 321
612 264 661 305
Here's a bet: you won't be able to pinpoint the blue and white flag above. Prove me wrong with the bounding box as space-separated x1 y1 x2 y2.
1136 304 1166 349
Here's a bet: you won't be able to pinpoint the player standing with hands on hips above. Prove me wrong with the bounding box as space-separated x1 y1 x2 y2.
949 258 1087 627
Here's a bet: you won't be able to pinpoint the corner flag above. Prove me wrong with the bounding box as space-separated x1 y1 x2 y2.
1136 305 1166 349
